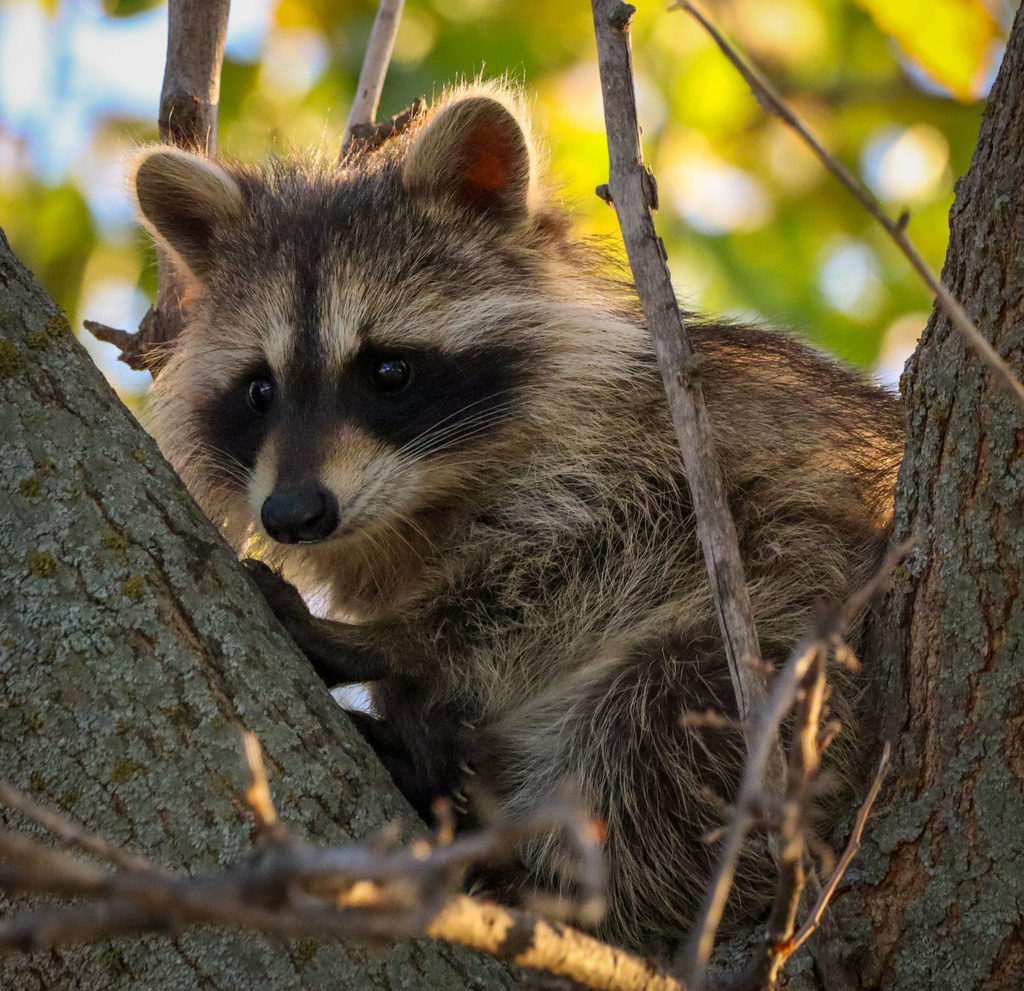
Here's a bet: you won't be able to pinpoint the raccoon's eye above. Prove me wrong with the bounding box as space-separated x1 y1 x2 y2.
247 377 275 414
371 357 411 394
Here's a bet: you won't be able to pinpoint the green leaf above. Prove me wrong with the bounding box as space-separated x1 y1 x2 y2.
101 0 163 17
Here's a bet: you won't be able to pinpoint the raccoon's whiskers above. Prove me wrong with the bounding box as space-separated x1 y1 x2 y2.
398 400 521 461
398 405 519 460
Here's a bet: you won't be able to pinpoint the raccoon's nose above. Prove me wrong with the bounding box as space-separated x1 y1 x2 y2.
261 487 340 544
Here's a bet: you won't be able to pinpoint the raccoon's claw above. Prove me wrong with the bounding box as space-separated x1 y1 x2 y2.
243 559 312 629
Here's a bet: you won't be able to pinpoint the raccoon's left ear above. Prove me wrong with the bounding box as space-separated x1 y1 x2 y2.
130 148 243 282
402 96 532 223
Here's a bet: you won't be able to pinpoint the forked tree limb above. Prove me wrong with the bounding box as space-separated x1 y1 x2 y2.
89 0 230 375
672 0 1024 417
590 1 772 745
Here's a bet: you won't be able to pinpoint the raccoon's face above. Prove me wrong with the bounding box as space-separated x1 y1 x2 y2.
133 94 553 553
193 300 536 548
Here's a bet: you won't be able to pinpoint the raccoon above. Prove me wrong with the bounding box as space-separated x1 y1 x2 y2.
130 86 903 953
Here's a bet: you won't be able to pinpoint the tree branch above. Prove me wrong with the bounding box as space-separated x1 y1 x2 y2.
0 767 686 991
159 0 230 154
681 541 911 989
590 0 773 757
341 0 406 158
91 0 230 375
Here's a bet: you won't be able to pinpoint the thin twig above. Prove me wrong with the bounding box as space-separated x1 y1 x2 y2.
0 781 156 876
681 640 821 988
681 540 912 988
784 742 891 960
834 539 917 633
769 666 824 936
590 0 774 748
672 0 1024 417
242 731 278 829
755 647 828 989
341 0 406 157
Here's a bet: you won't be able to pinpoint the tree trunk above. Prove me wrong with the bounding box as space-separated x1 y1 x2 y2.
0 228 514 990
831 6 1024 989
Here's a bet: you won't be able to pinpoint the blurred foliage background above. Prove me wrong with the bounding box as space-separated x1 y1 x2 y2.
0 0 1015 403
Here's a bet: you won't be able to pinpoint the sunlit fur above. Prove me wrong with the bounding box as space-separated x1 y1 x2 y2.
135 83 903 953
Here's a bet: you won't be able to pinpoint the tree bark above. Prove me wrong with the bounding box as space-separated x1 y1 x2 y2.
0 228 515 990
832 6 1024 989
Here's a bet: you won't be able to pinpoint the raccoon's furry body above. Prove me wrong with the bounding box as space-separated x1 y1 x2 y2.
132 87 902 952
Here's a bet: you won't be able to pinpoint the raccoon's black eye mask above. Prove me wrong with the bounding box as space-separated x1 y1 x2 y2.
341 343 530 451
194 342 536 483
191 361 277 481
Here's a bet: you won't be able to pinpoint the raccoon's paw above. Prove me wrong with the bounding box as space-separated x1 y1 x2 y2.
243 560 387 687
242 559 312 631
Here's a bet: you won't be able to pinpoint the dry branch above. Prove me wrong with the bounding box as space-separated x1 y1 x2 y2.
681 541 911 989
680 640 820 988
0 781 157 877
341 0 407 157
672 0 1024 417
0 767 683 991
343 98 427 158
430 896 688 991
783 743 890 961
590 1 772 750
89 0 230 375
755 646 828 988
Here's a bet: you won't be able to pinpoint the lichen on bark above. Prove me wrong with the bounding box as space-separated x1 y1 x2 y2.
0 228 515 990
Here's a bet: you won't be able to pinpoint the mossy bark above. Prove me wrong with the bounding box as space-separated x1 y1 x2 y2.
0 229 515 990
828 6 1024 990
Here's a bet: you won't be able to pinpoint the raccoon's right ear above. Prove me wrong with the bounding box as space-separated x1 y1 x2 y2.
130 148 243 281
402 96 533 223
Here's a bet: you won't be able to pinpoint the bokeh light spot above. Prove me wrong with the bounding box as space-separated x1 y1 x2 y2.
818 238 884 320
863 123 950 204
733 0 828 71
662 133 773 235
259 27 328 98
